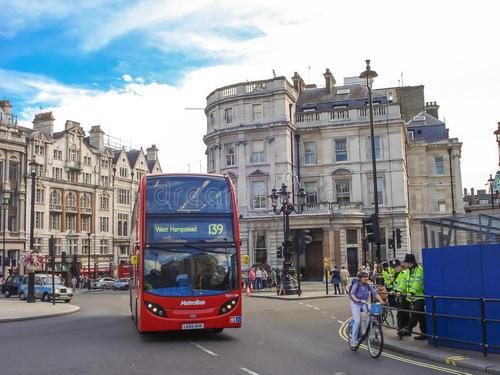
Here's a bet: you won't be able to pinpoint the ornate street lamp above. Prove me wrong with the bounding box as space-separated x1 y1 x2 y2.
270 183 305 295
27 156 39 303
360 59 381 262
2 195 9 277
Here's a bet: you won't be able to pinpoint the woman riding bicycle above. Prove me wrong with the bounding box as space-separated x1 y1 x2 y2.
349 271 385 348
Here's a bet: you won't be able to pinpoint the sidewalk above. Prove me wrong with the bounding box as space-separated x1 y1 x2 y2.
249 281 348 300
383 327 500 374
0 298 80 323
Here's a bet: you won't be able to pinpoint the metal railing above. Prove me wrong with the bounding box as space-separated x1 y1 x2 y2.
379 290 500 356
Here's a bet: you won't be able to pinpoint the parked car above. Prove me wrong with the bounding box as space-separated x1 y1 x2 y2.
92 277 116 289
113 278 129 290
18 274 73 303
1 275 27 297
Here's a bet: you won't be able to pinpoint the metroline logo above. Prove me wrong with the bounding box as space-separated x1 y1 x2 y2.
180 300 206 306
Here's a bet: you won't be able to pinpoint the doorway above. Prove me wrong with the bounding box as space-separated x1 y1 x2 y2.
347 247 358 277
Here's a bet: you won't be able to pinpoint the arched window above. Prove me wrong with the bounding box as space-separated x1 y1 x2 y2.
50 190 61 205
67 192 76 208
80 194 90 209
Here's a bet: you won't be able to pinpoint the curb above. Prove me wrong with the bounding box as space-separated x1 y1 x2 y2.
0 306 80 324
383 338 500 374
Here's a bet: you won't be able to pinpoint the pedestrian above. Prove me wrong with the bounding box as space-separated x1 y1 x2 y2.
249 267 256 290
340 265 350 294
262 268 268 289
390 258 410 333
400 253 426 340
331 266 341 295
71 276 77 289
255 267 263 290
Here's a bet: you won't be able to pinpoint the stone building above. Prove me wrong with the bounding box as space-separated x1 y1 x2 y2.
0 100 28 276
203 71 463 278
16 111 162 277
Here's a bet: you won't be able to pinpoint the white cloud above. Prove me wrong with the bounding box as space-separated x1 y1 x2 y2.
5 0 500 187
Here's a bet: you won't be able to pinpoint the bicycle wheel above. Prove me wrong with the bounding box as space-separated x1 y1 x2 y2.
383 307 395 327
367 320 384 358
347 320 358 351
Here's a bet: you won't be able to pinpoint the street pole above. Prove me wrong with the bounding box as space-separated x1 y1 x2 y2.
27 157 38 303
87 232 91 290
488 174 495 210
50 235 55 305
2 196 8 278
360 59 381 263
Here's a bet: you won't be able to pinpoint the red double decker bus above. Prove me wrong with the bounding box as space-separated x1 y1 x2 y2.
130 174 241 333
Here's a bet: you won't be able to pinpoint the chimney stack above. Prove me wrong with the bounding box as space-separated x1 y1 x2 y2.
464 188 468 196
89 125 105 150
291 72 305 93
323 68 336 94
33 111 55 136
146 144 159 161
424 101 440 119
471 188 475 198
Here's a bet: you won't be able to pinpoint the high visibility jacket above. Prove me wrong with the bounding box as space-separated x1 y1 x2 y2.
383 268 395 288
406 265 424 301
393 270 408 294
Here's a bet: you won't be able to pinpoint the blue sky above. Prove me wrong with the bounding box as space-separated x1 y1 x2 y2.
0 0 499 188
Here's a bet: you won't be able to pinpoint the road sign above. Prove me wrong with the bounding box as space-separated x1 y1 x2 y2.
323 257 332 269
242 255 250 264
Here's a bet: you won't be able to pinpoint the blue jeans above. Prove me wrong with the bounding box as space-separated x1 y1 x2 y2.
350 301 367 346
255 277 262 290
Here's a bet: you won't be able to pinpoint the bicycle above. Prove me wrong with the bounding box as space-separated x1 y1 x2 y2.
347 301 384 358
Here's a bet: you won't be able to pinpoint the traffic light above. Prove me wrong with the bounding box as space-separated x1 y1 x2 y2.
388 237 395 250
396 228 402 249
61 251 67 266
276 245 283 259
48 236 55 259
303 230 312 246
362 213 380 243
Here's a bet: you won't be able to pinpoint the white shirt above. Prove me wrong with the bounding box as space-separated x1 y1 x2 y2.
256 270 263 278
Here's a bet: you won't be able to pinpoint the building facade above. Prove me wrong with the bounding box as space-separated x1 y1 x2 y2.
203 71 463 278
0 103 162 277
0 100 28 277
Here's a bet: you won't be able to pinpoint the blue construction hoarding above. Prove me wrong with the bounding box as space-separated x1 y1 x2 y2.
422 244 500 353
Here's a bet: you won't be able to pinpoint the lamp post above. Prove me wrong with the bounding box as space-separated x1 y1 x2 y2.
360 59 381 263
87 232 91 290
488 174 495 210
270 183 305 295
27 157 39 303
2 195 9 277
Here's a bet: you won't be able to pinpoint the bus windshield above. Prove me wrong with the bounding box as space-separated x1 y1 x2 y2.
143 246 238 297
146 176 232 214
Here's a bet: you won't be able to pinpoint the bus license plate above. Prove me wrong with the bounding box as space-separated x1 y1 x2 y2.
182 323 204 330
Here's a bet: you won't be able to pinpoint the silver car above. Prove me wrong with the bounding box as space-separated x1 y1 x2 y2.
93 277 116 289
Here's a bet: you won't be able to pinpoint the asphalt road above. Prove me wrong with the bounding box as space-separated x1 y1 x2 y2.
0 292 479 375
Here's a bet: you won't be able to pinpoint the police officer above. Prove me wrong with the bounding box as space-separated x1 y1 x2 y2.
390 259 410 333
382 261 395 290
400 253 426 340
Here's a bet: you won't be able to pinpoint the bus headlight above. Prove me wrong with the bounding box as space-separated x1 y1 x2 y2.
145 301 167 317
218 298 238 315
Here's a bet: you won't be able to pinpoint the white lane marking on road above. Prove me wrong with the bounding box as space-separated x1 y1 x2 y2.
190 342 218 357
337 320 343 324
322 311 327 314
240 367 260 375
313 306 320 310
330 315 336 319
298 302 304 305
305 304 313 308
